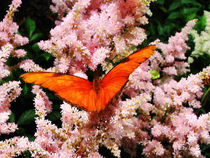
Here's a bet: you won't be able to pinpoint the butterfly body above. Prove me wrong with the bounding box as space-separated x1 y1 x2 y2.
21 45 156 112
92 77 101 93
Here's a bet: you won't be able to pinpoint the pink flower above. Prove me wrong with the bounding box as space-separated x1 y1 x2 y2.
14 34 29 46
0 0 28 48
151 123 163 137
187 132 198 145
0 137 30 157
0 122 17 135
156 20 196 76
32 85 52 116
91 47 109 70
163 66 177 75
165 54 174 63
190 144 201 157
13 49 27 58
173 140 185 151
88 152 103 158
0 81 21 112
38 0 150 73
143 140 165 157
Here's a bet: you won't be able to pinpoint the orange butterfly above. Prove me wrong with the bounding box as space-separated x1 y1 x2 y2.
20 45 155 112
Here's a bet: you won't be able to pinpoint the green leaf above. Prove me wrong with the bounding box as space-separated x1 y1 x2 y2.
148 22 155 35
25 17 36 38
181 0 202 7
205 153 210 157
156 0 164 5
159 6 167 13
17 109 35 125
32 43 40 53
157 21 164 35
17 127 26 135
201 87 210 107
181 0 193 4
168 1 181 11
131 46 136 50
9 112 15 122
41 52 52 61
6 56 19 66
186 13 197 21
163 23 176 35
167 11 180 20
30 33 43 42
22 151 31 158
200 13 207 27
149 70 160 80
23 83 30 95
181 8 199 17
47 111 61 122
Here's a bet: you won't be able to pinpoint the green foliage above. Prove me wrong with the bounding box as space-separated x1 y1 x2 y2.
17 109 35 125
146 0 209 42
194 12 207 33
17 151 31 158
22 18 55 68
9 112 15 122
46 111 61 122
25 17 43 42
131 46 137 50
30 33 43 42
200 143 210 157
23 83 31 95
31 43 40 53
149 70 160 80
201 86 210 108
41 52 53 61
25 17 36 38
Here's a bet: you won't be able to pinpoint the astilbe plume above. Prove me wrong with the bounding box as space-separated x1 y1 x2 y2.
0 0 210 157
0 0 28 80
0 0 28 136
36 0 154 73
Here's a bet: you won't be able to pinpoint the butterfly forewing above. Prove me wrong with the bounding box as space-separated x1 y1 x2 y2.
99 45 156 106
21 72 98 111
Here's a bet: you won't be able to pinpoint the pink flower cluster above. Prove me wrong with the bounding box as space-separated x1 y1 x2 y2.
0 81 21 135
0 0 28 136
37 0 151 73
151 108 209 157
0 0 28 80
151 20 197 76
0 0 209 157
